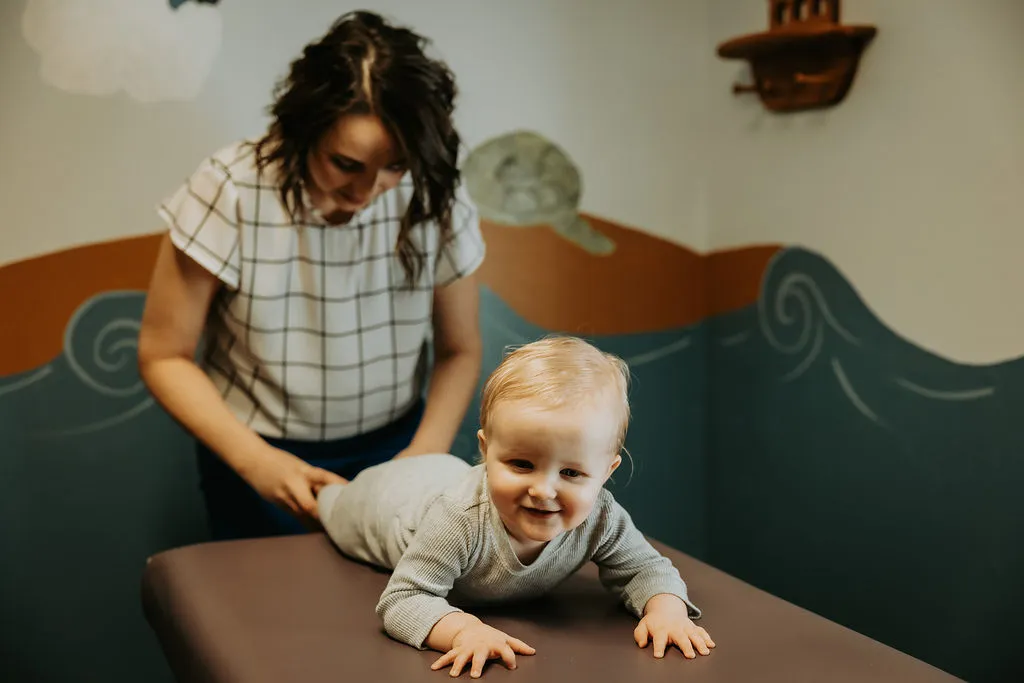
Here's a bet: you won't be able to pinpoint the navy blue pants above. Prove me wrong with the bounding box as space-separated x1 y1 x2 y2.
195 400 425 541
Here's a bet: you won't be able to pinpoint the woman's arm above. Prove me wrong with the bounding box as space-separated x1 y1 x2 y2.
398 272 483 457
138 234 267 468
137 234 343 522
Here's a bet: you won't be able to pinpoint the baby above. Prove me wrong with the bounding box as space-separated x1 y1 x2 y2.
317 335 714 678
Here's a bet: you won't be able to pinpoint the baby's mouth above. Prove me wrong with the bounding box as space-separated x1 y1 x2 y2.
522 506 560 517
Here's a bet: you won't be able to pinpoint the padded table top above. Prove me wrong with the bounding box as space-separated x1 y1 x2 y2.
142 534 962 683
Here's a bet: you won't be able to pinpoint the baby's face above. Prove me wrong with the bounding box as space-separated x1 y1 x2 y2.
479 399 621 549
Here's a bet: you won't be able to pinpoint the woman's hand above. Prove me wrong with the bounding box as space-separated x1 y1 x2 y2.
240 445 346 528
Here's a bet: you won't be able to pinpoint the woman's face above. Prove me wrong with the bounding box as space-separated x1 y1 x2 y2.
305 113 407 223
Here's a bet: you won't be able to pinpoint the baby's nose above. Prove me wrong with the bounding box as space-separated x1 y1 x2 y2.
528 481 557 500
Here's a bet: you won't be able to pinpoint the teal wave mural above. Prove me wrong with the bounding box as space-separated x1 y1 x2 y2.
0 291 205 683
708 247 1023 683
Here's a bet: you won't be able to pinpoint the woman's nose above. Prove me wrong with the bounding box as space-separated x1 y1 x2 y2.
346 171 377 203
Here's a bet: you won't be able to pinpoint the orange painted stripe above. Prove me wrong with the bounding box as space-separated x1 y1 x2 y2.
0 223 780 377
478 216 780 334
707 244 781 317
0 233 163 376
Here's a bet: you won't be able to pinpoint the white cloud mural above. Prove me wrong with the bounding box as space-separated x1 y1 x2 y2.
21 0 223 103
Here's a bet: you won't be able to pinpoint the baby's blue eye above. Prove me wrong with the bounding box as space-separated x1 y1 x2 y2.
561 469 582 478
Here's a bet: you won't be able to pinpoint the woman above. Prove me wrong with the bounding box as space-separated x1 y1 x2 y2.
137 11 485 541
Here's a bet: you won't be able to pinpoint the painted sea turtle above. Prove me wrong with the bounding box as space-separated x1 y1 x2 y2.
462 130 615 255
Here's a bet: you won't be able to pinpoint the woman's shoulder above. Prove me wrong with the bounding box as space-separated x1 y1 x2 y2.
195 139 262 185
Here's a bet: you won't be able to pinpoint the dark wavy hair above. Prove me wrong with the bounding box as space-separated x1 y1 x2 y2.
251 10 461 286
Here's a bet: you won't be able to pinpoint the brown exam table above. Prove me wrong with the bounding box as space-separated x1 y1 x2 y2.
141 534 963 683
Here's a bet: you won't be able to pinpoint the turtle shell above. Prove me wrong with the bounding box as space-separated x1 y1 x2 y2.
462 130 581 227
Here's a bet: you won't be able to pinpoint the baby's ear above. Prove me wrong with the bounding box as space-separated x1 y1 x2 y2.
605 453 622 479
476 429 488 462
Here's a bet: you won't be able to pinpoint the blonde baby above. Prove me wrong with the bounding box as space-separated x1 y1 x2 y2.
317 335 714 678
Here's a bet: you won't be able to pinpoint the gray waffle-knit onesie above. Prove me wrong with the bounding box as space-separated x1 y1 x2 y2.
317 453 700 649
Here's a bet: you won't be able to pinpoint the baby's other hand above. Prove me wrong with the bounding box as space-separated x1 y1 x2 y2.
430 622 535 678
635 594 715 659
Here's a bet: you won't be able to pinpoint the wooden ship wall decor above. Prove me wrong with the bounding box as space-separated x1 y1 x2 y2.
717 0 877 112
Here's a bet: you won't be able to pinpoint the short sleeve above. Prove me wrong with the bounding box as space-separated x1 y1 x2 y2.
434 183 486 287
158 157 242 290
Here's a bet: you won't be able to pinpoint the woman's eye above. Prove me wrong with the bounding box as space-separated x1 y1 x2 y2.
330 157 360 173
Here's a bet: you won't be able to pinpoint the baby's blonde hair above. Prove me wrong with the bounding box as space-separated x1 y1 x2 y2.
479 335 632 456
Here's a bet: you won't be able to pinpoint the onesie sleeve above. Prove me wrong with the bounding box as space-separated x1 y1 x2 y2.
434 182 486 287
375 496 477 649
592 493 702 620
157 156 242 290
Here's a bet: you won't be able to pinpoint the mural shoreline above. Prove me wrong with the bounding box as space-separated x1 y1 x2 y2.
0 225 777 376
8 228 1023 380
8 237 1021 432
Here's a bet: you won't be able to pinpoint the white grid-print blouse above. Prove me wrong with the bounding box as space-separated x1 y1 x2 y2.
158 141 486 441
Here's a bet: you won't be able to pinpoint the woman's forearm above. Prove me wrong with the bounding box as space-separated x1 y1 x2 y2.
140 356 268 475
405 346 482 455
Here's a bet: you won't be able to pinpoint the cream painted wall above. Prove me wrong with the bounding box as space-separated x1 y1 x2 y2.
707 0 1024 365
0 0 710 269
11 0 1014 364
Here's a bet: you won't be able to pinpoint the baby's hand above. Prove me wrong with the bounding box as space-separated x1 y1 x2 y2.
430 622 536 678
635 594 716 659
